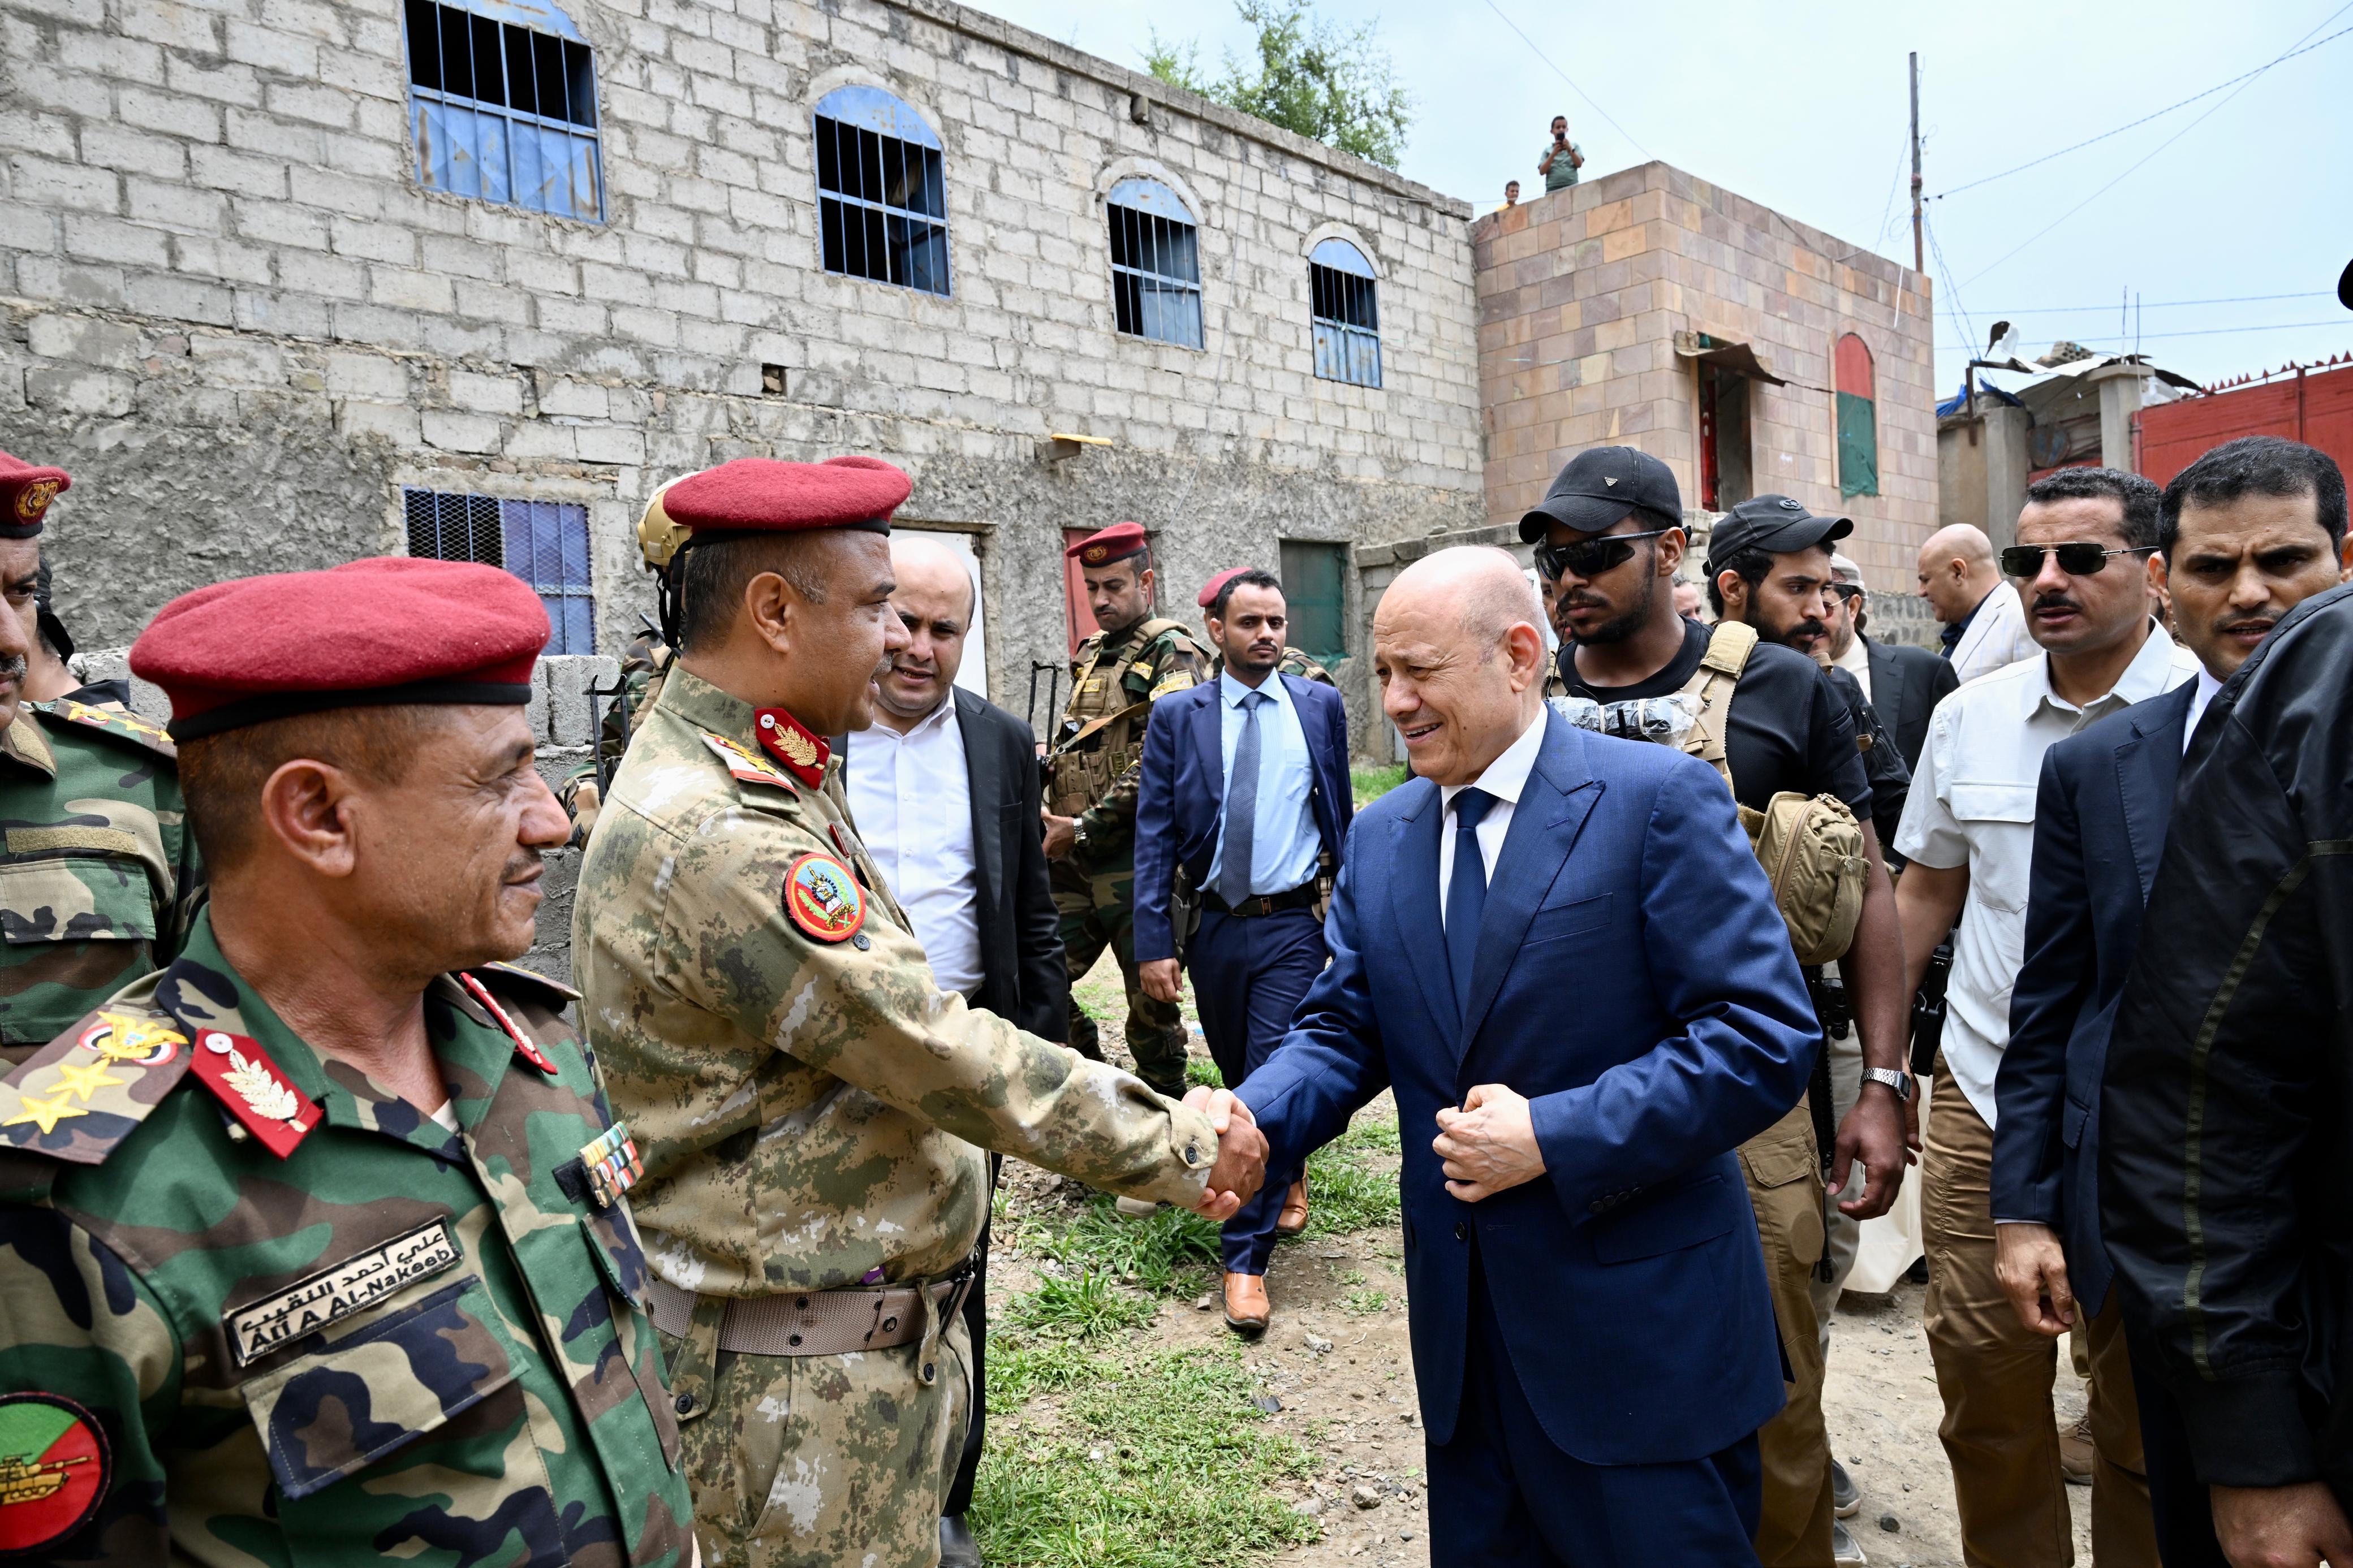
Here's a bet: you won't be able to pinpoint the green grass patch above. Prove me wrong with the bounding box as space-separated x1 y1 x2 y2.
1300 1110 1404 1238
972 1339 1321 1568
1341 1288 1390 1315
1019 1194 1224 1298
1002 1271 1157 1341
1351 763 1409 807
1186 1055 1225 1089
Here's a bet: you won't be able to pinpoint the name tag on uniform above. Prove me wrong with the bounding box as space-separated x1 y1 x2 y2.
225 1219 461 1364
1079 677 1106 694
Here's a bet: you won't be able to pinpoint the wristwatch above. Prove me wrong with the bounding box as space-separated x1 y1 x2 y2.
1861 1067 1914 1100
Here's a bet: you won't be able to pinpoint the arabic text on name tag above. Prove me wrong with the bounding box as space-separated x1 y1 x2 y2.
229 1220 460 1364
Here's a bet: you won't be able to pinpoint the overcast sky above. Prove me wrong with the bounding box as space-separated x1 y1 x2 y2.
969 0 2352 395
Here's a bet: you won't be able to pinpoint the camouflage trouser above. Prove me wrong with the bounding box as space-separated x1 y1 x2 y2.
1050 853 1189 1098
665 1313 973 1568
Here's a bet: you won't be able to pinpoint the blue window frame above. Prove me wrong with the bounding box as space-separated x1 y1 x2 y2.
1309 237 1381 388
404 0 602 221
813 86 950 296
403 487 595 654
1106 178 1203 348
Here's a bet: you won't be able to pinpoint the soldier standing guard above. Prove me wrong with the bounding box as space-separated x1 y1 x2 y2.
0 451 202 1067
1042 522 1211 1096
572 457 1262 1568
0 558 696 1566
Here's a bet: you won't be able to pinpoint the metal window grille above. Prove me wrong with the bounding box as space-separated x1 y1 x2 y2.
403 488 596 654
1309 240 1381 388
814 98 949 296
404 0 602 221
1106 182 1203 349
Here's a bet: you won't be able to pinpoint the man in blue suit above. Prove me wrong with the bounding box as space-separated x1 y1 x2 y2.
1135 568 1351 1334
1219 546 1819 1565
1998 435 2351 1568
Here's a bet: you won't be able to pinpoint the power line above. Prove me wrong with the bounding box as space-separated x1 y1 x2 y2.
1477 0 1653 160
1941 291 2331 319
1942 319 2353 349
1933 22 2353 200
1923 209 1975 357
1957 2 2352 289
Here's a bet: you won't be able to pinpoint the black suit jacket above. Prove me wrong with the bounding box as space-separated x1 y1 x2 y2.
1996 679 2194 1319
1863 635 1961 771
835 689 1069 1042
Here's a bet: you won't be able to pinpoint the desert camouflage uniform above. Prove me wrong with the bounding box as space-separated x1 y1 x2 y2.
1209 646 1336 688
574 664 1219 1568
1045 615 1209 1095
0 697 201 1068
0 913 695 1566
558 629 674 846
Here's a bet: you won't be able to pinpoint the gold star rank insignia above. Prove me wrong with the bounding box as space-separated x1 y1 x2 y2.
3 1091 87 1136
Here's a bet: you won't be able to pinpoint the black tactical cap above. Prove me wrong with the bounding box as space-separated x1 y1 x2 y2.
1705 495 1854 572
1518 446 1684 541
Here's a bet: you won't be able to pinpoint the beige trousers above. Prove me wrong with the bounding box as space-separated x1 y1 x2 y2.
1742 1098 1835 1568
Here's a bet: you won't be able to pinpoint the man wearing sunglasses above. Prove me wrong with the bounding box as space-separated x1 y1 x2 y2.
1892 466 2196 1568
1528 450 1910 1568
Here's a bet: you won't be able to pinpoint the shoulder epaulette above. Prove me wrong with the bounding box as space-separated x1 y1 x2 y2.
0 1006 196 1165
35 699 178 761
466 960 581 1006
699 731 803 792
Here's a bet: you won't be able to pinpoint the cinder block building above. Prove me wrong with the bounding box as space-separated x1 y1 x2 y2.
0 0 1487 747
1475 161 1940 642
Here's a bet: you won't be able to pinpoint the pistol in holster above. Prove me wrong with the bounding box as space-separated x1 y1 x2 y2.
1910 938 1954 1080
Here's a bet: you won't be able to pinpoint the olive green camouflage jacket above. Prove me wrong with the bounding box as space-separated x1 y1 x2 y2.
1055 619 1209 858
0 914 695 1566
572 664 1218 1298
0 699 201 1062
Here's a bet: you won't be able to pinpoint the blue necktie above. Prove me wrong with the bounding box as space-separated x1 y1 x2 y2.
1217 690 1267 909
1446 788 1496 1017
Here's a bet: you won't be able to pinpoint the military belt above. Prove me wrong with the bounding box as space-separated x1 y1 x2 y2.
647 1273 972 1357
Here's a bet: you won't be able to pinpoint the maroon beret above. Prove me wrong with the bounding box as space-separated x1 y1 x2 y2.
660 456 911 536
1067 521 1149 567
132 558 550 740
1196 568 1245 608
0 450 71 540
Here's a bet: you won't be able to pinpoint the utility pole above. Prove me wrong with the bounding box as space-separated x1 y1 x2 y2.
1909 51 1924 275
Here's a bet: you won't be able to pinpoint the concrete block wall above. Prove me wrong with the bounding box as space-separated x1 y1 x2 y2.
1473 161 1938 594
0 0 1485 712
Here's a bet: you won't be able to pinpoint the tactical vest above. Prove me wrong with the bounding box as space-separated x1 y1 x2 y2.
1045 617 1186 818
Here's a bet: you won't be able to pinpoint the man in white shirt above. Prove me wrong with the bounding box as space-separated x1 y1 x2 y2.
838 533 1069 1568
1894 468 2195 1568
1919 524 2040 684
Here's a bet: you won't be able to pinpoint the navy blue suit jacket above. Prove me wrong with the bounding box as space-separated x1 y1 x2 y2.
1235 713 1818 1465
1996 679 2196 1315
1132 672 1351 964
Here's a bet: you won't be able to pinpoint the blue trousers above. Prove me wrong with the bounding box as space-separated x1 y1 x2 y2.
1424 1260 1764 1567
1188 905 1325 1273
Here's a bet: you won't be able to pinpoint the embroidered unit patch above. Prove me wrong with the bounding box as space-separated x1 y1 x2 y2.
784 852 865 943
224 1219 462 1365
0 1392 109 1557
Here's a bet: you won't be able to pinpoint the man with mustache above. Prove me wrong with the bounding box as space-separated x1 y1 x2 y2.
1894 466 2196 1568
0 558 700 1566
2010 437 2352 1568
0 451 201 1069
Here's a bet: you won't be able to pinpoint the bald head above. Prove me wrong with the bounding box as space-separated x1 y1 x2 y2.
873 534 975 728
1917 524 2002 624
890 533 975 622
1373 547 1548 787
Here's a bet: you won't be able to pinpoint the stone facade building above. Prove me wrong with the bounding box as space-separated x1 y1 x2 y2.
0 0 1486 746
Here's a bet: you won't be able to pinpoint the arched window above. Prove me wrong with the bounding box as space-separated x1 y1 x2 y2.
1106 178 1203 348
1835 333 1879 499
404 0 602 220
814 86 949 297
1309 237 1381 388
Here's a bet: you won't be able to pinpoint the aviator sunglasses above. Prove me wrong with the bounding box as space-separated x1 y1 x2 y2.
1998 542 2157 578
1536 527 1672 580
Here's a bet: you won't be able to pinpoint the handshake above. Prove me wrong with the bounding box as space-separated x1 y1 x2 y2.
1176 1086 1265 1222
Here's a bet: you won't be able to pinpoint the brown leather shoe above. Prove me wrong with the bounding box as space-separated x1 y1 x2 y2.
1273 1178 1310 1236
1222 1271 1271 1337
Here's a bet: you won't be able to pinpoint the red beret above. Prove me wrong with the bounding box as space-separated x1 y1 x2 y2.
1067 521 1149 567
660 456 911 536
131 558 549 741
1196 568 1245 608
0 450 71 540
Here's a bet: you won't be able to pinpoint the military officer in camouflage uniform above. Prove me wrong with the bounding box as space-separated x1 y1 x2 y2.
1041 523 1212 1096
1196 567 1337 688
0 453 201 1068
574 457 1265 1568
0 559 697 1566
559 623 673 845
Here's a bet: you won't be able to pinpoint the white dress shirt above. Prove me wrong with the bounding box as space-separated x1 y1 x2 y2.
1436 709 1548 923
1948 581 2041 687
1894 623 2200 1127
1833 634 1872 706
843 696 984 997
2182 663 2223 755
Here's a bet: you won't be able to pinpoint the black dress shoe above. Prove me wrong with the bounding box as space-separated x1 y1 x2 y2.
940 1513 982 1568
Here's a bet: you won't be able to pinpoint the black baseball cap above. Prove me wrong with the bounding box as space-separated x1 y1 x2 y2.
1518 446 1684 542
1705 495 1854 572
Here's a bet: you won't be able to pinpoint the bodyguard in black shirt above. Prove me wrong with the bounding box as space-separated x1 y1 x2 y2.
1524 452 1912 1568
